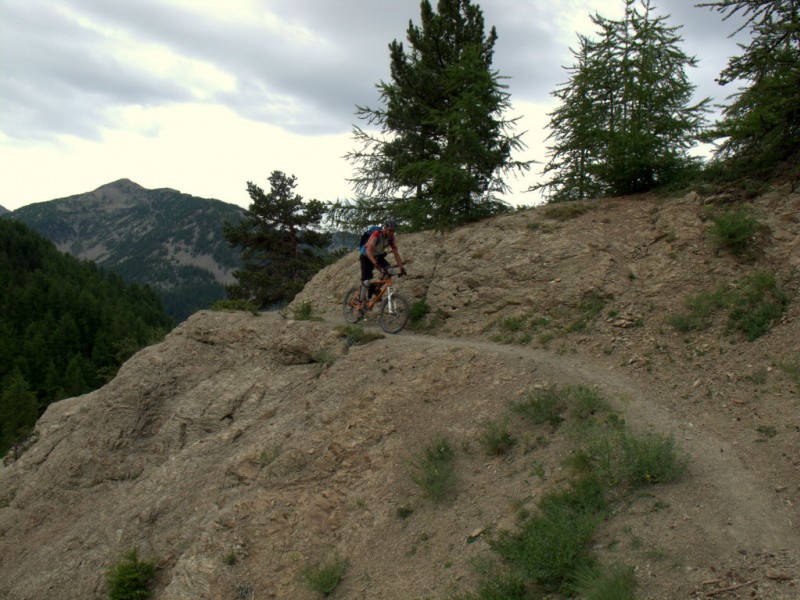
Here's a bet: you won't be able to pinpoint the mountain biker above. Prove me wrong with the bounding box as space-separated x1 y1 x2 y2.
359 218 406 306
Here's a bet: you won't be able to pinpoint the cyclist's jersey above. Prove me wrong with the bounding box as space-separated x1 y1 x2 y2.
360 230 396 256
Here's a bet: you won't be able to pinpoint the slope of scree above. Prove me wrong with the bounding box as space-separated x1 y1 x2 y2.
1 187 798 599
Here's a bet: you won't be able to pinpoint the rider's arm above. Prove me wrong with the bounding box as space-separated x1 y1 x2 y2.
365 240 379 267
391 247 404 270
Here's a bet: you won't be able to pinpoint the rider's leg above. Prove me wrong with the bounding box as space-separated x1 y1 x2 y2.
358 254 375 306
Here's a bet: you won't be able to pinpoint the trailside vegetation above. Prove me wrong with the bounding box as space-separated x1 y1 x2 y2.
699 0 800 177
333 0 529 231
223 171 331 308
535 0 710 202
0 218 172 455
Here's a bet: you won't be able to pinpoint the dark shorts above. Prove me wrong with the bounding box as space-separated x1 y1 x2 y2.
360 252 390 282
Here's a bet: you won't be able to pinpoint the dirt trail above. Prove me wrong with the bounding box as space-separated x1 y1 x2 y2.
387 328 796 548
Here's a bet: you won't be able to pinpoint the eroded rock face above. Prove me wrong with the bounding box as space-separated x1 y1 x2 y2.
1 187 799 600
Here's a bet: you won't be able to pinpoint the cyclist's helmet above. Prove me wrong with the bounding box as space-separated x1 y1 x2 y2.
383 217 398 231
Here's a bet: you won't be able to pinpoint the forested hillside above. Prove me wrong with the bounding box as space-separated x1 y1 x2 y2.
0 219 173 454
9 179 245 322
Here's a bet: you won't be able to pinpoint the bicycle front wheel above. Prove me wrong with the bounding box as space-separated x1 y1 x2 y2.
379 292 409 333
343 286 363 323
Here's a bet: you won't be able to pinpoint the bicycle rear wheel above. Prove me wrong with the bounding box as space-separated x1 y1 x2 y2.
379 292 409 333
343 285 363 323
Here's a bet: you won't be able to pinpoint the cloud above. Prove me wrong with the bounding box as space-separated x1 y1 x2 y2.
0 0 754 211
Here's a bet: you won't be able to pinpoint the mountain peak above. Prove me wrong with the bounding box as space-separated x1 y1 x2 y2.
93 178 144 194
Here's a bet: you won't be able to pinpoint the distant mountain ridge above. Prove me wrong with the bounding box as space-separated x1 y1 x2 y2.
8 179 245 321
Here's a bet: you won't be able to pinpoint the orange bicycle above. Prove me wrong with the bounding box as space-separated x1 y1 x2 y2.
343 268 409 333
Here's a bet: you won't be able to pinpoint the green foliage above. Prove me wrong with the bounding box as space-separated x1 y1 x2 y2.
211 299 260 314
106 548 156 600
512 386 568 430
338 0 529 231
0 219 172 455
569 563 637 599
409 299 431 325
728 271 788 340
0 369 38 452
334 324 384 346
224 171 331 308
292 301 322 321
492 478 603 590
575 426 688 489
543 201 597 221
700 0 800 173
301 556 348 596
12 183 245 323
708 209 759 257
410 435 456 501
478 418 516 456
779 355 800 386
536 0 709 201
669 272 788 341
667 286 731 332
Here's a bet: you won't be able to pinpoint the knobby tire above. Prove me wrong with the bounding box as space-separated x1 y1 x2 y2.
342 286 363 324
379 292 409 334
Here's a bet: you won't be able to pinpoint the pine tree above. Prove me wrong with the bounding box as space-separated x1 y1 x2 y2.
0 369 39 453
338 0 529 230
699 0 800 170
223 171 331 308
536 0 709 201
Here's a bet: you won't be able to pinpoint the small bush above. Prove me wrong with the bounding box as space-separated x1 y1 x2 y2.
107 548 156 600
410 436 456 501
335 324 383 346
568 385 610 421
478 419 517 456
587 429 688 489
779 355 800 385
727 271 788 340
493 478 602 590
211 299 259 314
709 209 759 257
293 301 322 321
544 202 597 221
569 563 637 599
668 287 730 332
409 299 431 325
301 556 348 596
512 387 567 430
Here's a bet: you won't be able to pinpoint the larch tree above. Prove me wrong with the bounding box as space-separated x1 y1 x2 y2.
536 0 710 202
698 0 800 171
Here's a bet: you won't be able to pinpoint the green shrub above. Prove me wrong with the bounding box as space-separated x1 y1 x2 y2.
492 478 603 590
512 386 567 429
107 548 156 600
667 287 730 332
585 429 688 489
292 301 322 321
335 324 383 346
569 563 637 599
410 436 456 501
301 556 348 596
409 299 431 325
727 271 788 340
211 299 259 314
478 419 517 456
709 209 759 257
544 202 597 221
779 355 800 385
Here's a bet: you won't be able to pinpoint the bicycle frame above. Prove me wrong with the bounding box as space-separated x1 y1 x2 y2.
364 274 395 311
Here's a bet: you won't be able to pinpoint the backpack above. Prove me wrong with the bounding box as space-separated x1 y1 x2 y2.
358 226 382 249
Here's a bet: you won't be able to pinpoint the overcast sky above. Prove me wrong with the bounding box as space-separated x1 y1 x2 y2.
0 0 748 211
